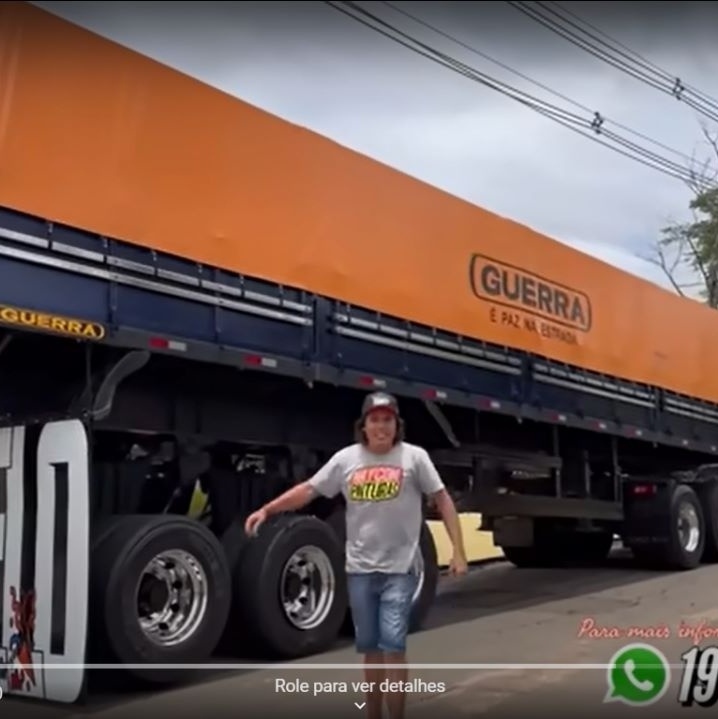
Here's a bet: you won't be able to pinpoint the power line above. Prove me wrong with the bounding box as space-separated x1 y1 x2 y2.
330 0 705 184
325 1 712 188
543 1 718 113
380 0 694 164
513 0 718 121
508 1 718 124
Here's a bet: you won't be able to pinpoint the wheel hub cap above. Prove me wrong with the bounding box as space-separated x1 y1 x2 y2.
136 549 209 647
678 503 701 553
280 545 336 630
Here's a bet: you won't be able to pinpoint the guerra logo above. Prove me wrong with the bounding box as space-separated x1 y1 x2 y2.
468 253 593 334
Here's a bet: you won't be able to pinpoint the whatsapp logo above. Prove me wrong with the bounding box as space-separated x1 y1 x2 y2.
605 643 670 706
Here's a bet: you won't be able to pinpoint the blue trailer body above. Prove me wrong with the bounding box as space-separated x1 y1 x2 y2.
0 205 716 458
0 209 718 702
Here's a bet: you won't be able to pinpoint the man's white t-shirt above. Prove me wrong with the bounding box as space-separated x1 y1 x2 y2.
308 442 445 574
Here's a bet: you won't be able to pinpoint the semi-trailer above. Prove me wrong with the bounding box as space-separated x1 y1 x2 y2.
1 0 718 705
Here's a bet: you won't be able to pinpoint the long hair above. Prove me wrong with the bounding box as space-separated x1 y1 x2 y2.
354 415 406 446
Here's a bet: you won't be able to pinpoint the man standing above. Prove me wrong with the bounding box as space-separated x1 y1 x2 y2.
245 391 468 719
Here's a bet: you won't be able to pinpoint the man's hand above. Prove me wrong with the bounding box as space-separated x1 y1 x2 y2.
243 482 317 538
429 488 469 577
245 507 268 537
448 552 468 577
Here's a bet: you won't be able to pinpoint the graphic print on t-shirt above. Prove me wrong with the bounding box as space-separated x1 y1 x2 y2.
348 465 403 502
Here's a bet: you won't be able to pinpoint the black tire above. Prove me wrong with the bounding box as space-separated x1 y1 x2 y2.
232 514 348 658
630 484 705 570
323 510 356 636
90 514 232 684
408 522 440 631
217 514 252 653
326 508 439 634
663 484 706 569
220 513 252 572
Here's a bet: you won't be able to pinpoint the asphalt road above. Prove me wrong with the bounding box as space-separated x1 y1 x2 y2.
5 548 718 718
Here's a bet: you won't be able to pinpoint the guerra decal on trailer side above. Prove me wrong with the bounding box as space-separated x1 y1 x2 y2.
0 420 90 704
469 253 593 347
0 304 106 342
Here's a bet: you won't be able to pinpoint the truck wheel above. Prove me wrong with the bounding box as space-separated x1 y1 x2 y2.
631 484 705 570
220 513 252 572
232 514 347 658
90 514 232 684
325 508 439 634
408 522 439 631
663 484 706 569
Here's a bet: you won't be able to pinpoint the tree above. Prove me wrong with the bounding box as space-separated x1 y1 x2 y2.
648 123 718 306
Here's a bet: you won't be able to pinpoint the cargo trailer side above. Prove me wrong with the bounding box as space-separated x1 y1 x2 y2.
3 1 718 403
2 0 718 707
0 206 716 705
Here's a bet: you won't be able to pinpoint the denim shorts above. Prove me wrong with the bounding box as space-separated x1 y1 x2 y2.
346 571 419 654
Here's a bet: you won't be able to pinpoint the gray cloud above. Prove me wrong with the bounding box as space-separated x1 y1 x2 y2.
32 1 718 294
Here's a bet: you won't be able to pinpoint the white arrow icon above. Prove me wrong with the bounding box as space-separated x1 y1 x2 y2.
354 702 366 709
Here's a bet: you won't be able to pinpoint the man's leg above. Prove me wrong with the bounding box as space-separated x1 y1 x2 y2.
377 573 419 719
347 573 384 719
363 651 385 719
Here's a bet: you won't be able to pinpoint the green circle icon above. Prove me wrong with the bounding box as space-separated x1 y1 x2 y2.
605 643 670 706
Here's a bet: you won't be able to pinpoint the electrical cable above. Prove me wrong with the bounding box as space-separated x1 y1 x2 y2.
381 0 695 163
325 0 713 188
508 1 718 124
541 0 718 113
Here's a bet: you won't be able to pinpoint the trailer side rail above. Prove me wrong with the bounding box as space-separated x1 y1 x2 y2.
0 206 715 456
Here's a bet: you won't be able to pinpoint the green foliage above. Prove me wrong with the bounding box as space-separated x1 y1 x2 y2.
658 186 718 306
650 123 718 304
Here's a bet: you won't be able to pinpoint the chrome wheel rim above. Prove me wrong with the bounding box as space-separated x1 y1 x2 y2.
135 549 209 647
280 545 336 630
678 502 701 553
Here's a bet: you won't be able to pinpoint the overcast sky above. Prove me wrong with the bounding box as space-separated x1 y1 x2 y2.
33 0 718 294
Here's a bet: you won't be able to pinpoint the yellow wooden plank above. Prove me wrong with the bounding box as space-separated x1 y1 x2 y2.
428 513 504 565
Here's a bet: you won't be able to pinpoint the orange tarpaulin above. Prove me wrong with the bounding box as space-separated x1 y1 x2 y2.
0 1 715 402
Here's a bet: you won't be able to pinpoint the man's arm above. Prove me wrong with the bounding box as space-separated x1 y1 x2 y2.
245 481 317 537
429 488 467 566
266 449 344 515
263 481 318 517
246 452 344 536
415 448 467 570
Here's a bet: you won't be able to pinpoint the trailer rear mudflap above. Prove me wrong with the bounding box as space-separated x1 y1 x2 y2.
0 419 90 704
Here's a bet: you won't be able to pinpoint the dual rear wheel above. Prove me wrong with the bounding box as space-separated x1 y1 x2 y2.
501 482 718 572
89 510 440 684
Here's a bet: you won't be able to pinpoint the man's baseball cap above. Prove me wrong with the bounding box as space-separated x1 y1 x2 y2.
361 391 400 418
